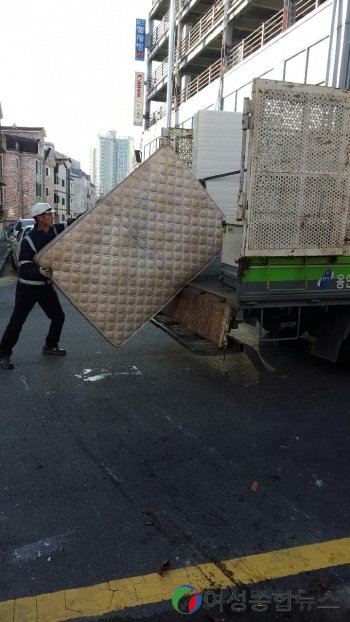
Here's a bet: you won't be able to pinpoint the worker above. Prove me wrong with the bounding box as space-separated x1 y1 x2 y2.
0 203 69 370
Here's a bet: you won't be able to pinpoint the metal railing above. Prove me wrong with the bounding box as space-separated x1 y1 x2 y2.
148 57 169 92
180 0 224 57
148 0 324 118
150 0 227 58
292 0 323 21
237 8 284 59
150 9 170 52
179 59 221 104
148 106 167 127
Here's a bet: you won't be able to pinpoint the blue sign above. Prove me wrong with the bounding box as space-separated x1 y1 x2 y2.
135 19 146 61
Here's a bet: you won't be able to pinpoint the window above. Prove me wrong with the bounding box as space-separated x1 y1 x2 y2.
54 176 59 184
61 214 66 222
36 183 41 198
61 179 65 187
46 167 50 176
62 198 65 206
54 193 59 204
306 38 329 85
284 50 307 83
36 160 42 175
46 188 50 197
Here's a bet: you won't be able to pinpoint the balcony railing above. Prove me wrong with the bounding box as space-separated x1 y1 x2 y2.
178 8 285 105
148 106 167 128
151 0 181 17
150 9 170 53
178 58 222 105
180 0 224 58
148 0 324 120
148 57 169 92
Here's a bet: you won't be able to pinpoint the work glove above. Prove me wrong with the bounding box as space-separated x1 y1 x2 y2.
39 267 53 278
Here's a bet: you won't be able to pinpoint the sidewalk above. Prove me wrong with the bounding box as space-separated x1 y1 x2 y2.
0 237 11 274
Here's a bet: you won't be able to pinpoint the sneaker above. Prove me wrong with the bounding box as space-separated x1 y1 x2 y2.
43 346 67 356
0 356 14 370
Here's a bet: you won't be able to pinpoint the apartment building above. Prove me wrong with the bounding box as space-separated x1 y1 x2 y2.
96 131 134 198
53 151 72 223
143 0 349 153
70 159 96 216
1 126 56 225
90 147 99 196
53 154 95 220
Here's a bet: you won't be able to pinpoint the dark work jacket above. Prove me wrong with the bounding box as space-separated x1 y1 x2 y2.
18 224 67 285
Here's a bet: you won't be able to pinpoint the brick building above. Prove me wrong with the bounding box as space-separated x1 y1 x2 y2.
2 126 56 225
2 126 95 226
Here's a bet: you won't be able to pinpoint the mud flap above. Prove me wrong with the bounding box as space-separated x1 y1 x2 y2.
311 308 350 363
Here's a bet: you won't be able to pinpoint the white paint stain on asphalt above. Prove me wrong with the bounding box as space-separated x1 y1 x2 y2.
75 369 93 379
75 366 142 382
12 534 67 562
19 375 29 391
84 373 111 382
314 478 325 487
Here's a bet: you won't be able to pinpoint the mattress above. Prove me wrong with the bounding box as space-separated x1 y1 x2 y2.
192 110 243 220
36 145 224 346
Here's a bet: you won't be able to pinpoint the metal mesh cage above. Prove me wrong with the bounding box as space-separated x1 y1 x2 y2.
243 80 350 256
161 128 193 170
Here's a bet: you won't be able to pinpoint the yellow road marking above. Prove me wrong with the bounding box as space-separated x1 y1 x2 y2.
1 538 349 622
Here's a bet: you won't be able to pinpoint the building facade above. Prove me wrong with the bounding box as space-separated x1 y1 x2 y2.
1 126 53 225
90 147 99 196
143 0 349 155
53 151 71 223
97 131 134 198
70 159 96 216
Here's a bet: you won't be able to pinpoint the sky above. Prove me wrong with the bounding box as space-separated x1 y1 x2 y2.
1 0 152 173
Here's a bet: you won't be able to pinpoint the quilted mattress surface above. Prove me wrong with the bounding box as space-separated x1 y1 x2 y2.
36 146 224 346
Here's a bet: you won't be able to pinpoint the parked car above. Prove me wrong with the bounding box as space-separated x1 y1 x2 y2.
5 221 17 237
10 225 34 271
9 218 35 239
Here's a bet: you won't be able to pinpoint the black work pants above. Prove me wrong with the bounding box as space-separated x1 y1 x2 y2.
0 282 65 357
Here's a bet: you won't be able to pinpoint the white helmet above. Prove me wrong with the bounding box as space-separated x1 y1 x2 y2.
30 203 54 218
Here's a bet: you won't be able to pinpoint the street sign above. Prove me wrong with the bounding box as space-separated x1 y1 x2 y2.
135 19 146 61
134 71 144 126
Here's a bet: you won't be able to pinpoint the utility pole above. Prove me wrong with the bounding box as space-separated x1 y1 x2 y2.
166 0 176 128
217 0 231 110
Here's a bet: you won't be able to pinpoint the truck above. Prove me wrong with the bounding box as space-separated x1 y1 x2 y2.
151 79 350 365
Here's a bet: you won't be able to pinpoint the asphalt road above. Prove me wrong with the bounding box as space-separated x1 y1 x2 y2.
0 258 350 621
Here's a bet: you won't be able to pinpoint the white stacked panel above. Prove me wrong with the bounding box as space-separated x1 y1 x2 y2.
192 110 243 220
